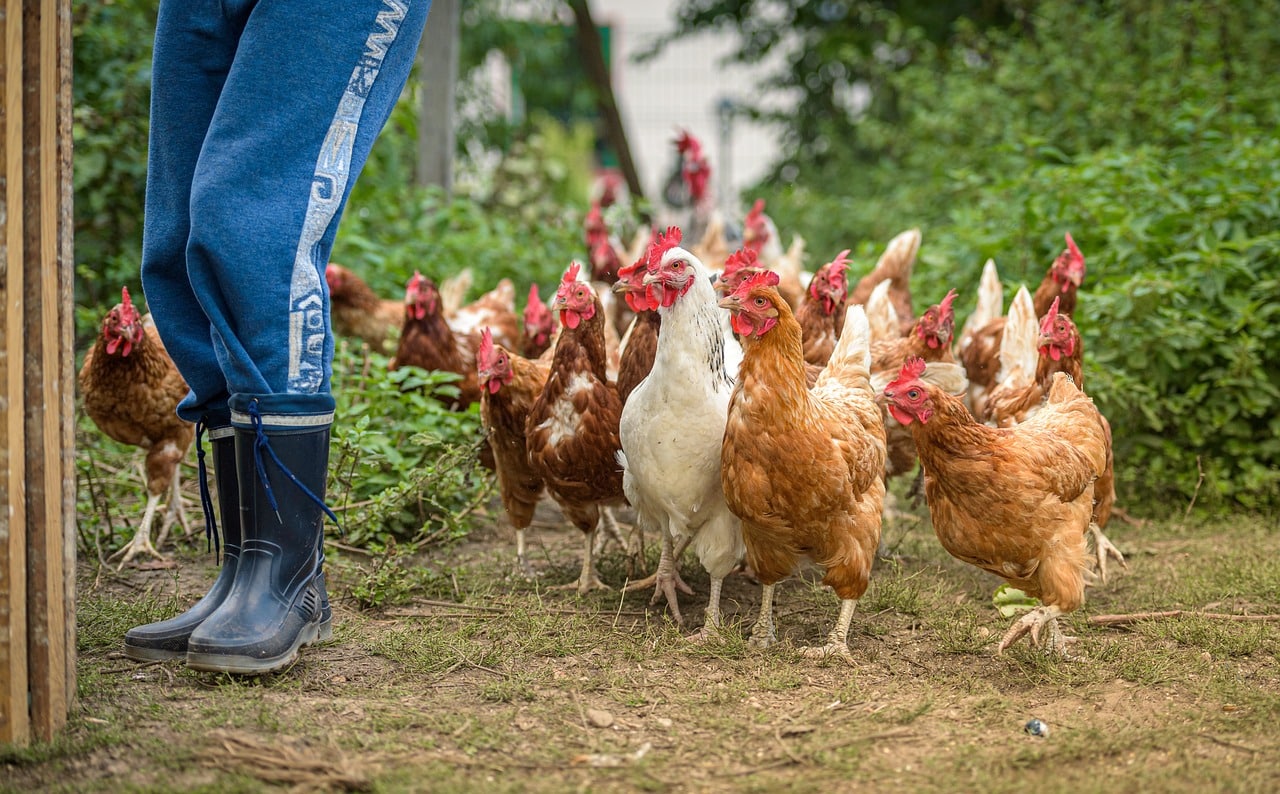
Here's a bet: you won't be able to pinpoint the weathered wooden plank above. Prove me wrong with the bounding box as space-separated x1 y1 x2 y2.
56 0 75 718
0 0 32 747
22 0 69 742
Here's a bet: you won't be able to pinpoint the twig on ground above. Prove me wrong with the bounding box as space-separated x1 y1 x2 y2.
1089 610 1280 627
1184 456 1205 519
1198 733 1260 754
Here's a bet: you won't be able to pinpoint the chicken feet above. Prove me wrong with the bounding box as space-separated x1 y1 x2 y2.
998 604 1078 658
747 582 779 649
552 530 611 594
623 533 693 624
109 493 167 568
798 598 857 661
1088 523 1128 584
590 507 631 557
688 577 727 642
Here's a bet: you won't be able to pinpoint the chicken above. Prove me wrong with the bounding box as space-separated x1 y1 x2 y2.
672 129 717 244
961 233 1086 419
742 198 806 310
525 263 627 593
869 290 963 483
79 287 194 566
796 249 853 367
618 228 744 634
720 272 886 660
584 203 623 284
984 295 1126 581
883 358 1109 656
521 284 557 359
612 253 661 405
477 328 551 577
325 262 403 354
390 272 482 409
848 228 921 336
438 267 475 320
390 272 519 411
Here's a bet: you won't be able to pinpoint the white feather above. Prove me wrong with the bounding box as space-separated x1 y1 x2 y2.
864 280 900 345
995 285 1038 390
959 258 1002 352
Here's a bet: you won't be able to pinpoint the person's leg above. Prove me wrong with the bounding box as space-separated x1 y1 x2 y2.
184 0 431 674
127 0 245 657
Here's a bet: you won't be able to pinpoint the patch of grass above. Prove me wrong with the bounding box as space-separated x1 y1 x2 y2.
862 559 931 617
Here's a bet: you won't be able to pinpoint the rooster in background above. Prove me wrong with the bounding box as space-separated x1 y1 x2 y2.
797 249 853 367
721 273 886 660
960 233 1086 418
521 284 557 360
525 263 628 593
883 358 1107 657
584 203 623 284
80 287 194 566
619 228 743 633
477 328 551 577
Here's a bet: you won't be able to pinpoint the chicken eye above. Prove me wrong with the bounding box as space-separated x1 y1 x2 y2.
753 296 768 308
673 260 685 270
907 389 920 400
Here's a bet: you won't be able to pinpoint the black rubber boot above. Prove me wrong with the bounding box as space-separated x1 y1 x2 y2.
186 411 333 674
124 425 241 661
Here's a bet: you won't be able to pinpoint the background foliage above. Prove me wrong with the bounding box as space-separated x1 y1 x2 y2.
73 0 1280 516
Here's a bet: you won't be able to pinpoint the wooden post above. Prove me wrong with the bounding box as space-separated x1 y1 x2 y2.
416 0 459 192
0 0 75 746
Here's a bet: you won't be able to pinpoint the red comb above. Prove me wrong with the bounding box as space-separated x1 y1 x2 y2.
1039 296 1062 335
121 286 132 307
732 268 781 299
563 261 582 285
897 356 927 383
477 327 495 368
745 198 765 224
1065 232 1082 261
938 288 959 317
674 129 701 155
723 247 759 278
646 226 683 268
527 283 544 308
827 249 852 276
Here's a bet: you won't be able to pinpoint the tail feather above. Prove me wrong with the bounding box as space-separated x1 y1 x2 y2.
439 267 474 317
872 228 921 283
996 285 1037 389
959 258 1002 351
864 280 900 344
816 305 871 390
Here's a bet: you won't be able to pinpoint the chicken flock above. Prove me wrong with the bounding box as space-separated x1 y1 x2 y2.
82 131 1131 660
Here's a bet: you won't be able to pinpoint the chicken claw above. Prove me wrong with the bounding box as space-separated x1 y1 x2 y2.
623 534 693 625
798 599 858 662
109 493 167 569
1088 523 1128 584
998 605 1077 658
747 583 779 649
553 530 612 595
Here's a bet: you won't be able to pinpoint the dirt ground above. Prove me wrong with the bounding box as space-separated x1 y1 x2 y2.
4 500 1280 793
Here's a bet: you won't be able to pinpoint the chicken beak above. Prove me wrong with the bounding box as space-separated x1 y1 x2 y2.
641 271 662 287
718 295 739 311
610 280 630 294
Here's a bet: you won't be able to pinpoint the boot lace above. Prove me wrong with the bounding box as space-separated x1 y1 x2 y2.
246 402 340 528
194 417 220 558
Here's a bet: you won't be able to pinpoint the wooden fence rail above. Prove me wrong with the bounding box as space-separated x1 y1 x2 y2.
0 0 76 746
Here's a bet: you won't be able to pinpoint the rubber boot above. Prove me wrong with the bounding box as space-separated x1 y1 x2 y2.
124 425 241 661
186 410 333 674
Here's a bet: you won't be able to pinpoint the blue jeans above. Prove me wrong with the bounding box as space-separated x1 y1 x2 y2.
140 0 431 427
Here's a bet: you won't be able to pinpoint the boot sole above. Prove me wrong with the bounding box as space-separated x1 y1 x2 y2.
186 617 332 675
122 643 187 663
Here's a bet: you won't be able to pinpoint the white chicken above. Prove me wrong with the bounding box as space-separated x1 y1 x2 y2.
617 227 744 634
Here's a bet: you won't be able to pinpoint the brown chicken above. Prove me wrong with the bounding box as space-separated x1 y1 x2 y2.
390 272 482 409
849 228 921 336
796 249 853 367
612 254 662 405
446 277 520 358
741 199 806 310
525 263 627 593
721 271 886 660
521 284 557 359
79 287 194 566
477 328 551 577
984 296 1125 581
961 233 1086 418
325 262 403 354
883 357 1109 656
869 290 965 484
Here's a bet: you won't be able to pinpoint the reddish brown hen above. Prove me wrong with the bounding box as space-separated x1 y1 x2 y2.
79 287 194 566
883 357 1108 656
524 263 627 593
796 249 853 367
721 271 885 660
325 262 403 354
